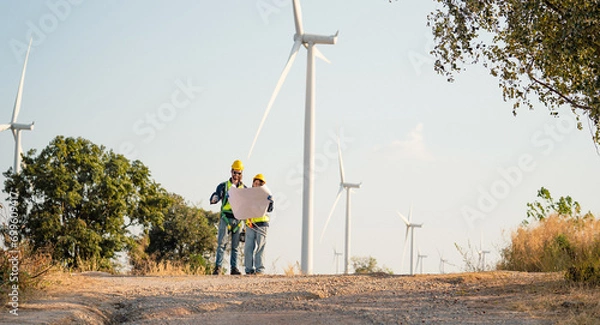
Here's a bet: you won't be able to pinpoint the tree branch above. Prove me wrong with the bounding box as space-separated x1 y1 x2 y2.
541 0 564 17
528 73 592 112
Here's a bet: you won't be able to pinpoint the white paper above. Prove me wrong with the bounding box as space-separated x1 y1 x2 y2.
227 185 271 220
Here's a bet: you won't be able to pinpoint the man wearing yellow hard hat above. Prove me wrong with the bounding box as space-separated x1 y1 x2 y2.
209 159 246 275
244 173 273 275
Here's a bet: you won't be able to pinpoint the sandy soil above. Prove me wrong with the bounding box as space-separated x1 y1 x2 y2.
1 271 590 325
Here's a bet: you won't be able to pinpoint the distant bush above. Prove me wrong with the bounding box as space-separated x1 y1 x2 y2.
499 187 599 285
129 234 211 276
351 256 393 274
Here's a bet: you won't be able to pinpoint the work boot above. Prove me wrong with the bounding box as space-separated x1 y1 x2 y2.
212 266 221 275
230 267 241 275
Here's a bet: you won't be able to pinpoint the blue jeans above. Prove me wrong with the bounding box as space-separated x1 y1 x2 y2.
244 225 268 274
215 216 241 270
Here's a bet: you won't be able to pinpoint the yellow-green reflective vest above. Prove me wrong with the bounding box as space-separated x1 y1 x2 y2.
222 180 243 213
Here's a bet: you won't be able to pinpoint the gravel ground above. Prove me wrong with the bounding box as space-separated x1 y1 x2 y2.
2 271 575 325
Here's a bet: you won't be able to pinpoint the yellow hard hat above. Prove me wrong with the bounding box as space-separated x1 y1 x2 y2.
253 173 266 184
231 159 244 170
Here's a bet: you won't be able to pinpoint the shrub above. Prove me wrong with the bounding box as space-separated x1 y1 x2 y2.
499 214 600 285
351 256 393 274
0 244 53 307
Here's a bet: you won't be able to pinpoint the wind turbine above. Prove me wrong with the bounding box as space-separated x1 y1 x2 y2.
415 249 427 274
320 134 361 274
1 39 34 174
437 249 455 274
332 246 342 274
247 0 338 275
478 233 490 271
439 256 449 274
397 207 423 275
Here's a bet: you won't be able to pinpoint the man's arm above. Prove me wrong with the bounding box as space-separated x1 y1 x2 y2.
210 182 225 204
267 195 274 213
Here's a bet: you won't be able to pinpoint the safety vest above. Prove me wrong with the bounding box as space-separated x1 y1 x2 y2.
220 180 244 233
221 179 243 213
247 214 270 225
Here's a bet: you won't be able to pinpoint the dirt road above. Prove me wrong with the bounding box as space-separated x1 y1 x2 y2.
2 271 586 325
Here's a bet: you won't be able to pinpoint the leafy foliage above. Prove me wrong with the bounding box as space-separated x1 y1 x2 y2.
526 186 593 223
428 0 600 144
2 136 170 270
145 194 218 271
351 256 392 274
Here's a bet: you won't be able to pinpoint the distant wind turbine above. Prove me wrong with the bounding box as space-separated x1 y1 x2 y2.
416 248 427 274
320 134 361 274
247 0 338 275
439 256 449 274
397 207 423 275
478 233 490 271
1 39 35 174
437 249 455 274
333 246 342 274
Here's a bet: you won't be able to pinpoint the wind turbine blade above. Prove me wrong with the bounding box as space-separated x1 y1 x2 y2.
409 205 413 222
337 134 345 183
319 186 344 243
292 0 303 35
248 40 302 159
0 124 10 132
12 38 33 124
396 211 410 226
313 46 331 64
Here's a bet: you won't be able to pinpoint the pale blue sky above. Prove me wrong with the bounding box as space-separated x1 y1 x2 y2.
1 0 599 274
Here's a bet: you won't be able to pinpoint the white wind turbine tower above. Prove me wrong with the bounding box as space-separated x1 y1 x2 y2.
437 249 447 274
415 248 427 274
437 249 455 274
397 207 423 276
439 256 449 274
247 0 338 274
478 233 490 271
320 135 361 274
333 246 342 274
1 39 35 175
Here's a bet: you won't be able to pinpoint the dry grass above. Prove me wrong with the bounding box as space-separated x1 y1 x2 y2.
448 271 600 323
551 283 600 325
1 244 53 306
283 262 301 276
496 214 600 323
130 258 208 276
499 214 600 273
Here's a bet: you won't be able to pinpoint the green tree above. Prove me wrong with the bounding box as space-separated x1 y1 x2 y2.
428 0 600 144
526 186 593 223
146 193 218 264
2 136 170 270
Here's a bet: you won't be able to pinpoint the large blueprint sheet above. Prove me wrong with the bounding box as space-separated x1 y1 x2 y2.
228 186 271 220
